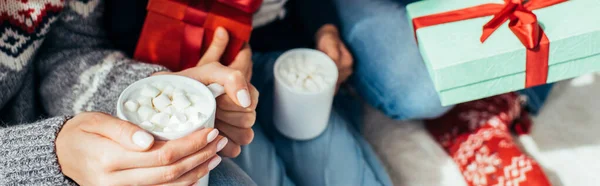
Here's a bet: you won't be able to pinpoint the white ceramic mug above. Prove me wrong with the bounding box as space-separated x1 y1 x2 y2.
116 75 225 186
273 49 338 140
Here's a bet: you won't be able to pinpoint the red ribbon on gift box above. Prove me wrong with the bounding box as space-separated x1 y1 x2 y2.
134 0 262 71
412 0 567 88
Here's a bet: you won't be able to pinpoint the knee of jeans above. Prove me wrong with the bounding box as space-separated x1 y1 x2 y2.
380 91 451 121
344 10 410 43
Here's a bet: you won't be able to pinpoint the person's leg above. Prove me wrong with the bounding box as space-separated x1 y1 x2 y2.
332 0 451 120
250 51 393 186
332 0 554 120
209 158 257 186
230 122 296 186
519 83 554 115
228 51 296 186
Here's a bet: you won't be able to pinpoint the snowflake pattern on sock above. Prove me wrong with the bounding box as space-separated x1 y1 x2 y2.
426 93 551 186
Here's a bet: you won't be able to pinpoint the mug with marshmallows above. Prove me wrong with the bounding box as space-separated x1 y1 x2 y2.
273 49 338 140
116 75 226 186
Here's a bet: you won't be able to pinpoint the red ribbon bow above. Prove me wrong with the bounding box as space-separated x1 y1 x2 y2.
412 0 567 88
481 0 566 49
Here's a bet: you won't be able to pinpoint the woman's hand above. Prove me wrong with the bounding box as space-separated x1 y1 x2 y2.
194 27 257 158
197 27 253 80
156 28 258 158
56 112 225 186
160 62 258 158
315 24 354 90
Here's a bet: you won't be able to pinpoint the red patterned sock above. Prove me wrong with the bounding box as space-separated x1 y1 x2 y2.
425 93 550 186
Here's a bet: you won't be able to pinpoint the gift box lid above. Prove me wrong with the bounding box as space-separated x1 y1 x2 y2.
406 0 600 92
147 0 198 22
146 0 253 25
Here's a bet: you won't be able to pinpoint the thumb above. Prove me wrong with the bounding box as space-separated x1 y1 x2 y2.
198 27 230 66
80 113 155 151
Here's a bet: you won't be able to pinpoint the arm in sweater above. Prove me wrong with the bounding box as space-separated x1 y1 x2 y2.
36 0 167 116
0 116 76 185
1 1 164 185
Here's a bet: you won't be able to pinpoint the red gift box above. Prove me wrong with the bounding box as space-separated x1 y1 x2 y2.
134 0 262 71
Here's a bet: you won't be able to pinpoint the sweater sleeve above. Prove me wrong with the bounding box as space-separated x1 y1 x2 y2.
0 116 76 186
36 0 168 116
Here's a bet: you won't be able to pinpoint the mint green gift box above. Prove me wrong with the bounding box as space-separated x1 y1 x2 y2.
406 0 600 106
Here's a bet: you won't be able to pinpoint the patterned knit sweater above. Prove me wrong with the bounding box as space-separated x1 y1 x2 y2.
0 0 166 185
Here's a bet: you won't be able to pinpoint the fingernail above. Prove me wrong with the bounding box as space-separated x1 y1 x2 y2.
216 28 226 39
207 129 219 143
132 131 154 149
208 156 222 171
236 89 251 108
216 137 228 152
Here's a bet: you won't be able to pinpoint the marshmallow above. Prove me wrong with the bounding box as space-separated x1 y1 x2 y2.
163 126 177 132
297 62 313 74
168 115 181 125
125 82 215 133
186 108 207 122
152 82 167 90
293 75 304 88
177 122 192 131
172 89 185 97
136 96 152 107
167 111 188 125
172 92 192 110
150 112 170 127
312 75 327 88
124 100 139 112
306 63 317 73
188 94 205 104
162 106 175 115
281 69 298 85
152 94 171 111
141 85 161 97
139 121 155 131
277 59 338 93
288 65 298 75
162 85 175 98
173 112 188 123
303 79 319 92
137 106 156 121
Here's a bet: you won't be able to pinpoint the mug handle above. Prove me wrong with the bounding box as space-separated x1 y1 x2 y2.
207 83 225 98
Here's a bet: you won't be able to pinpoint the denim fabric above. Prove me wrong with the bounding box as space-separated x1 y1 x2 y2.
331 0 552 119
519 83 554 115
209 159 257 185
231 52 393 186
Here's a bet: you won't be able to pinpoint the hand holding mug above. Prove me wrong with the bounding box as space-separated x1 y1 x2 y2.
157 61 258 157
158 26 258 158
315 24 354 90
56 112 224 185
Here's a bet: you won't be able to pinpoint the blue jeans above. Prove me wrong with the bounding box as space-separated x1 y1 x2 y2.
209 159 257 185
331 0 553 119
231 52 393 186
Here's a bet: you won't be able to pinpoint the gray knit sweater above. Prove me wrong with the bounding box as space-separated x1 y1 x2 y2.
0 0 166 185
